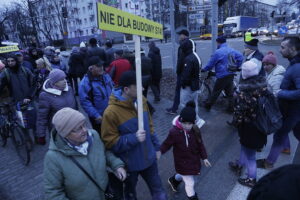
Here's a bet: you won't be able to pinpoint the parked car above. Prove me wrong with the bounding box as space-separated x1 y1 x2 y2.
267 26 279 36
251 28 258 36
258 27 269 35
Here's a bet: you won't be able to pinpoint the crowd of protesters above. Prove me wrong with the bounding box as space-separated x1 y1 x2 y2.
0 32 300 200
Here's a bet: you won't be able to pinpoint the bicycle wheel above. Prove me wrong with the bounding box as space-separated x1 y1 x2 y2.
198 82 211 106
11 125 31 166
0 126 8 147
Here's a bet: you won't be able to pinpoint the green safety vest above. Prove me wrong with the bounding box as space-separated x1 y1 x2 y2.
245 32 253 42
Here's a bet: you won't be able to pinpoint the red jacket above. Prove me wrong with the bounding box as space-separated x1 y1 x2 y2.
107 58 131 86
160 116 208 175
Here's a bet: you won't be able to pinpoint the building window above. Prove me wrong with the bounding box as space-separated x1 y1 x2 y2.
86 30 88 35
125 3 128 8
84 18 87 24
83 7 85 13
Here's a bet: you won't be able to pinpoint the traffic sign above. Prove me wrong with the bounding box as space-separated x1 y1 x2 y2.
179 4 187 12
188 4 212 11
97 3 163 39
189 14 204 20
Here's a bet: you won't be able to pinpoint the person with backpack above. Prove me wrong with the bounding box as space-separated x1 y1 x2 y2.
36 69 77 145
263 51 290 154
0 54 36 103
160 101 211 200
228 61 268 188
79 56 114 132
202 36 243 112
257 36 300 169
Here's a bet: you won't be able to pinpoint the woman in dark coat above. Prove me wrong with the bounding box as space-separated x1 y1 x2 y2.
68 47 86 95
35 69 77 145
229 61 268 188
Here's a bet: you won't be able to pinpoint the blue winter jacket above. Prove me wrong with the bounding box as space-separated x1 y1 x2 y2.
203 43 243 79
277 54 300 113
79 73 114 119
101 88 160 172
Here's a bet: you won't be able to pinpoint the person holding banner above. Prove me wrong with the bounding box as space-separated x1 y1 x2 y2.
101 71 167 200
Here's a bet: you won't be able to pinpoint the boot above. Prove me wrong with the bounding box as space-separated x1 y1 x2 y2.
168 175 182 192
238 177 256 188
228 161 243 176
188 193 199 200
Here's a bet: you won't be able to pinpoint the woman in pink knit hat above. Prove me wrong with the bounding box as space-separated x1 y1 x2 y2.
262 51 290 154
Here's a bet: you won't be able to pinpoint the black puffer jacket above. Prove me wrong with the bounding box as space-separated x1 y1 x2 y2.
141 55 152 87
234 75 268 149
148 46 162 80
180 39 201 91
68 52 86 78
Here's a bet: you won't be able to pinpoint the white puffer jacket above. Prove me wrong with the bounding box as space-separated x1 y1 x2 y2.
266 65 286 96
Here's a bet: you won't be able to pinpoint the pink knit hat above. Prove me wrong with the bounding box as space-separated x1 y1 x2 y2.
241 61 259 79
262 51 277 66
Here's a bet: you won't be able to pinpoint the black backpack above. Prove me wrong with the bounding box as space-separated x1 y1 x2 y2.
254 92 282 135
227 52 239 72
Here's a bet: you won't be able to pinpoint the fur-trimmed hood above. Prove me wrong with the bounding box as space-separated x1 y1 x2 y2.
239 75 267 92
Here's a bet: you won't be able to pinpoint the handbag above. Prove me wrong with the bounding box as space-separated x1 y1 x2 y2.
69 156 121 200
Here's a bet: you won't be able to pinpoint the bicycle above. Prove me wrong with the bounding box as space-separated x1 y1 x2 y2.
0 101 33 165
197 71 214 106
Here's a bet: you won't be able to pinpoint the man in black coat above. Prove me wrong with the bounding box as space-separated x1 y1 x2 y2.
148 41 162 102
87 38 107 66
166 29 191 114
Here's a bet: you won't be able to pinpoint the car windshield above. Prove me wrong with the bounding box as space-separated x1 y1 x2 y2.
224 23 236 30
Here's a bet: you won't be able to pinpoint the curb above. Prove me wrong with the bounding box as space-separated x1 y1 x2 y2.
260 40 282 46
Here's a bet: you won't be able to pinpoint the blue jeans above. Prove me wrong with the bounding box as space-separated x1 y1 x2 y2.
238 145 256 179
124 161 167 200
267 113 300 164
170 75 181 112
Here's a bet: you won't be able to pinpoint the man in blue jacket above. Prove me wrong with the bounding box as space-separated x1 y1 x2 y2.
101 71 167 200
257 36 300 169
79 56 114 132
202 36 243 112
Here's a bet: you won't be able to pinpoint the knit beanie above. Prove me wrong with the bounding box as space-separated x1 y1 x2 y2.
241 61 259 79
262 51 277 66
216 35 226 44
52 108 86 137
88 56 104 67
48 69 66 84
119 71 136 88
179 101 196 123
244 39 259 50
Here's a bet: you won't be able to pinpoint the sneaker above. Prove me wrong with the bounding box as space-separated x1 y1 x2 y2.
238 177 256 188
256 159 273 169
228 161 243 176
168 175 181 192
282 148 291 155
165 108 177 115
188 193 199 200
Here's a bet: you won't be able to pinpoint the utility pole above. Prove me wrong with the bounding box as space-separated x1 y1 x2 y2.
27 0 40 47
211 0 218 54
169 0 177 72
62 0 68 48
